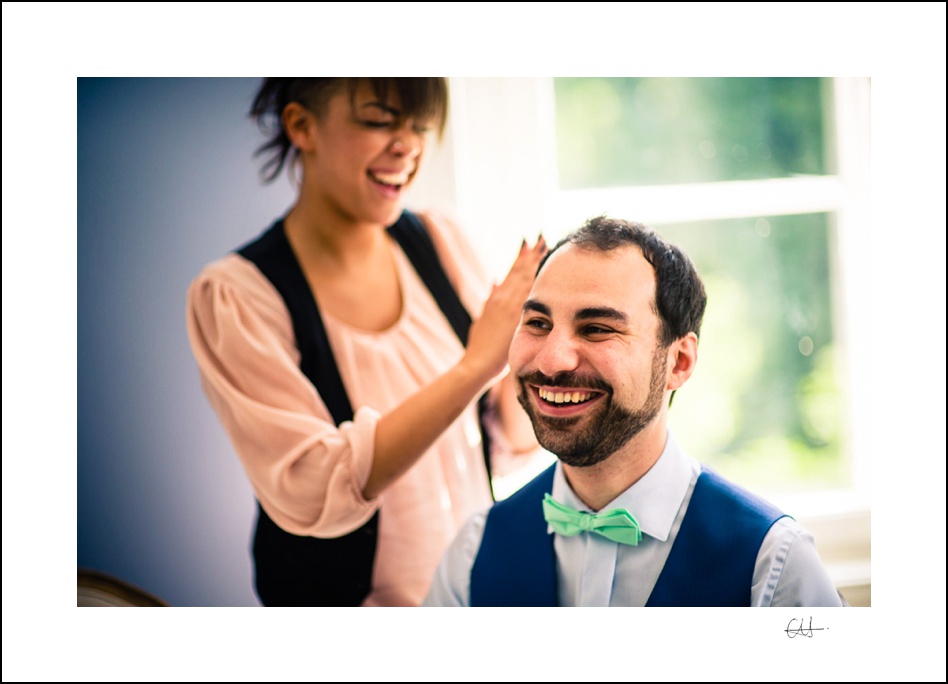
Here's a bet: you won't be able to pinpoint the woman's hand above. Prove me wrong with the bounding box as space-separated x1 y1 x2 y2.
367 235 547 500
462 236 548 383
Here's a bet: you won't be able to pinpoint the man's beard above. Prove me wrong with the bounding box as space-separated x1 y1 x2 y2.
517 346 668 468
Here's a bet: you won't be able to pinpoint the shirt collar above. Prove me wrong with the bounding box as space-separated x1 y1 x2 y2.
550 431 699 542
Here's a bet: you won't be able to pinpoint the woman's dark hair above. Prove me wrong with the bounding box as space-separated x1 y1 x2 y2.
539 215 708 347
249 77 449 183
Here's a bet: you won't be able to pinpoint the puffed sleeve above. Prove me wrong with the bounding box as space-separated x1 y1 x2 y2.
186 254 379 538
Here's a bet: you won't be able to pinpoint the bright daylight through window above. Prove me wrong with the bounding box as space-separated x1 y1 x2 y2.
552 77 856 498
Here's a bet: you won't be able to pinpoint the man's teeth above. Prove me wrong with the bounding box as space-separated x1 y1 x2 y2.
370 171 409 186
538 388 594 404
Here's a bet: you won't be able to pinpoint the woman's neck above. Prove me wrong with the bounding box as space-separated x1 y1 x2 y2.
281 194 405 332
283 197 389 269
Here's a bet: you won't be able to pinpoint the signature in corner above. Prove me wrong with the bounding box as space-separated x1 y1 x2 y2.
785 617 828 638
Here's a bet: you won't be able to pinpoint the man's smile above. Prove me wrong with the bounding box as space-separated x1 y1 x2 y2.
528 384 606 417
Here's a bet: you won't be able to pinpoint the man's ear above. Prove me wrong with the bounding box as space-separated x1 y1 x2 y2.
282 102 317 153
666 332 698 392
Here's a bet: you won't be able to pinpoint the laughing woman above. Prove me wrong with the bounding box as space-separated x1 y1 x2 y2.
186 78 545 606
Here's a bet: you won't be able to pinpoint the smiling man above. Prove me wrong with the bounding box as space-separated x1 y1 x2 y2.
423 216 843 607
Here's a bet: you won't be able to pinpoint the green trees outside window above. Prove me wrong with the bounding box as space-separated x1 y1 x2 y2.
554 78 846 494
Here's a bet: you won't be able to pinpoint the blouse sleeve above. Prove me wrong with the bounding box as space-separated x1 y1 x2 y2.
186 254 379 538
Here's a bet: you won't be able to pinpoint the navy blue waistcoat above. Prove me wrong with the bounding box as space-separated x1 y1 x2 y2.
470 463 786 606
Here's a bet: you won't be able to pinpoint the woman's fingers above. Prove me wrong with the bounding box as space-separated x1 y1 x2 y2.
503 235 547 284
463 235 549 380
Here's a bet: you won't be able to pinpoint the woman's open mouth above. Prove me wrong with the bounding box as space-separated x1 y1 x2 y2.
368 170 411 198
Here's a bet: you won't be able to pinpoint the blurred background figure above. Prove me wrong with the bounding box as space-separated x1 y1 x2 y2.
186 78 544 606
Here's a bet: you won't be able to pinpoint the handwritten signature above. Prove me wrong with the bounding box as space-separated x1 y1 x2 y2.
785 617 828 638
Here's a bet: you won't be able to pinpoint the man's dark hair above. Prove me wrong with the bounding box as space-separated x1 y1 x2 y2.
539 215 707 348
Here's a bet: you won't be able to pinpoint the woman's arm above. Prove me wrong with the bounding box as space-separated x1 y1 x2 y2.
367 238 545 498
187 255 380 538
420 211 542 459
187 237 544 533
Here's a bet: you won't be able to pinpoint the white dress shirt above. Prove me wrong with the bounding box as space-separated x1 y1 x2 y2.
424 433 843 607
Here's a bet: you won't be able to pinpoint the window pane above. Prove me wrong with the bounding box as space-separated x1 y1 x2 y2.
660 213 847 494
553 77 833 188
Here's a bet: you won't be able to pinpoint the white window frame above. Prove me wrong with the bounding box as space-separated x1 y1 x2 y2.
408 77 871 603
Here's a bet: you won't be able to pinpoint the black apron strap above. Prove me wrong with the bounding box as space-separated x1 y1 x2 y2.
239 219 353 423
387 211 494 493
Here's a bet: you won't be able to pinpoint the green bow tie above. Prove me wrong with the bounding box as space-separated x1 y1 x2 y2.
542 493 643 546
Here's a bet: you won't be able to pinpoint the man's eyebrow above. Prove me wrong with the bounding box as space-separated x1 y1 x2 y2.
574 307 628 325
522 299 550 316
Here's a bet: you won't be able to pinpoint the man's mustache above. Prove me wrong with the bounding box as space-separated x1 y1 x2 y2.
517 370 613 394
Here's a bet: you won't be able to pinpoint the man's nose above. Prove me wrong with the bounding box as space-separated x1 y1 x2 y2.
534 330 581 378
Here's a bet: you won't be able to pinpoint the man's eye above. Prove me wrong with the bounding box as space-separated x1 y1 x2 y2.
360 119 393 129
583 325 613 336
524 318 550 331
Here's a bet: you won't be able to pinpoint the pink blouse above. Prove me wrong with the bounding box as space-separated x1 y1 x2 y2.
186 211 521 606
